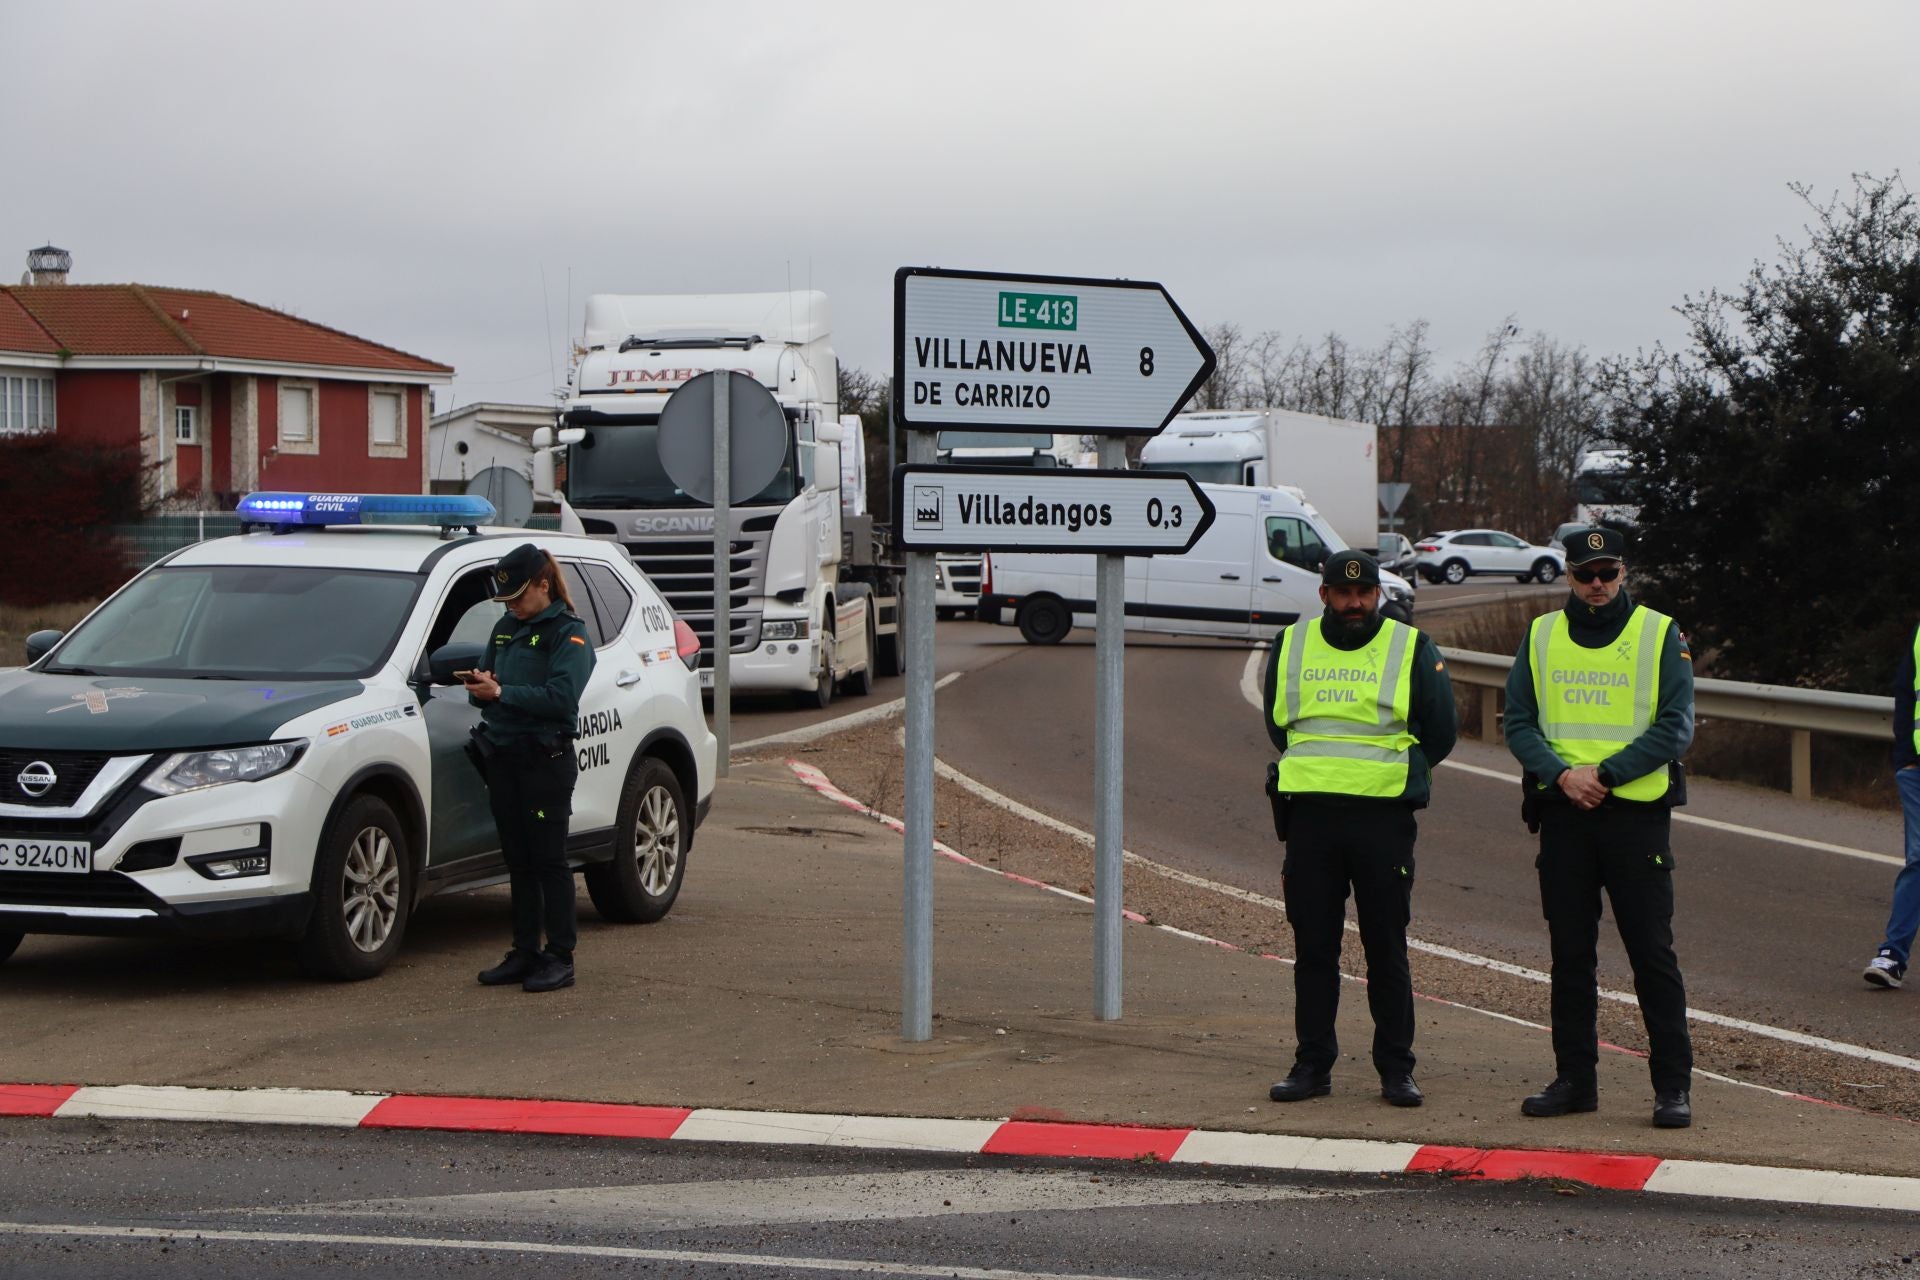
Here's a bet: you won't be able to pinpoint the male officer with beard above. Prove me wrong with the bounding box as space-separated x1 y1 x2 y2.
1263 550 1456 1107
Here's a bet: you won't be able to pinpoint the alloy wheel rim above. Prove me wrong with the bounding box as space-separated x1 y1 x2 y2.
634 785 681 895
342 826 399 953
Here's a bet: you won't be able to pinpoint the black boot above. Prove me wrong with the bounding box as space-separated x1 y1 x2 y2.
522 951 575 993
1652 1090 1692 1129
478 949 538 987
1268 1067 1331 1102
1380 1074 1424 1107
1521 1077 1599 1117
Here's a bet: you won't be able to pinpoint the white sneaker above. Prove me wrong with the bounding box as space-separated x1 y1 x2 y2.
1863 952 1906 989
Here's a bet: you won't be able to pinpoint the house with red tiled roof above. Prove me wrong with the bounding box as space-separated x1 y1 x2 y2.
1 246 452 503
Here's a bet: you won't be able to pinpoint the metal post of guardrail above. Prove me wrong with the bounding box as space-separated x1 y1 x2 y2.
1791 730 1813 803
1480 686 1501 744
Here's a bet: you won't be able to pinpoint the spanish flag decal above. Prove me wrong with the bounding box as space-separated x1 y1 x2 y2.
569 635 587 645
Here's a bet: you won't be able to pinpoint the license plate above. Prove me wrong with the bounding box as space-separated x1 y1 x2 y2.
0 840 92 874
698 669 714 689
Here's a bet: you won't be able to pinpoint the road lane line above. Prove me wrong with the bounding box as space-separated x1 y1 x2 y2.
1241 649 1903 867
731 672 964 753
0 1222 1160 1278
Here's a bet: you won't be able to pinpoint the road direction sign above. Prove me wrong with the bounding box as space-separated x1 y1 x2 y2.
658 370 788 504
1379 481 1410 516
893 268 1216 437
891 464 1215 555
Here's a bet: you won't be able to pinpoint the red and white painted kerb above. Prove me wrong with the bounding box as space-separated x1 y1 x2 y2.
5 1081 1918 1213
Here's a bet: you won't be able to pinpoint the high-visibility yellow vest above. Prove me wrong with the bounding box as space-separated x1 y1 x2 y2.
1271 617 1417 798
1528 605 1672 802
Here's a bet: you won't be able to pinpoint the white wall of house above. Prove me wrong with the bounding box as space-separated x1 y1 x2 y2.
427 403 550 485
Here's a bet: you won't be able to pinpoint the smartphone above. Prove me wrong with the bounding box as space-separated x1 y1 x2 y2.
454 669 479 681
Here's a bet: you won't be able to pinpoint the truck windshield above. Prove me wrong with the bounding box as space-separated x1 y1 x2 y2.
1140 459 1241 485
566 422 798 508
46 566 420 680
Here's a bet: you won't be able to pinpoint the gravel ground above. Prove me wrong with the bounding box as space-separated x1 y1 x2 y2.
747 722 1920 1126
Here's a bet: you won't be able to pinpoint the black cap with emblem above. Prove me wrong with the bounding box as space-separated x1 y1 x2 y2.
489 542 545 602
1564 526 1626 566
1321 549 1381 587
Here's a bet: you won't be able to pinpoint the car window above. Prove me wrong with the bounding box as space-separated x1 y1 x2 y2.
1452 532 1488 547
581 562 636 642
1491 532 1526 548
424 567 502 657
557 560 612 647
1264 516 1328 569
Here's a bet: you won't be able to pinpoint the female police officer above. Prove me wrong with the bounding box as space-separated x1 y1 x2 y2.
461 543 594 993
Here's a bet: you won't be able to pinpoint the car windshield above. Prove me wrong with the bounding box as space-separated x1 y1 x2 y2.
46 565 421 680
566 420 798 509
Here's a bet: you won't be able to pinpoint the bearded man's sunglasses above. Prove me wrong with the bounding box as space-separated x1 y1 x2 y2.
1571 564 1622 584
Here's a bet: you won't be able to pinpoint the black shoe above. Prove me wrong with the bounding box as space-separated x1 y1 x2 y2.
477 949 538 986
1653 1089 1692 1129
1268 1068 1331 1103
1521 1077 1599 1117
522 953 575 993
1380 1073 1424 1107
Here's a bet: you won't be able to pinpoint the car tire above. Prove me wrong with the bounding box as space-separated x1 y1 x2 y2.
585 756 688 924
1532 558 1560 583
840 601 876 697
1442 559 1468 585
1016 595 1071 645
0 928 22 966
298 793 411 981
795 621 835 710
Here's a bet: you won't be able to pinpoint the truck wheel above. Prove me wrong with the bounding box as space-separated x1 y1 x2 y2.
0 928 22 966
1442 559 1468 585
796 626 835 709
839 602 876 697
585 756 688 924
298 794 411 981
1532 558 1560 583
1016 595 1071 645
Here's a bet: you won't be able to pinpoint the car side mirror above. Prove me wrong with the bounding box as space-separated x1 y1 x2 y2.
427 641 487 686
25 629 63 664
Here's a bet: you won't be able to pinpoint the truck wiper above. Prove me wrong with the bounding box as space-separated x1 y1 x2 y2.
617 334 761 353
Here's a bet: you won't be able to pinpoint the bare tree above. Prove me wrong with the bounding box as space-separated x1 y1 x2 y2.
1193 322 1247 410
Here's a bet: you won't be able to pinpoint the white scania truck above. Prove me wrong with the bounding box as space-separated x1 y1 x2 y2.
545 291 901 707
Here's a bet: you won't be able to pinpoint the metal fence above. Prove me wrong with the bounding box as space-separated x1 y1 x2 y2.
1440 646 1895 803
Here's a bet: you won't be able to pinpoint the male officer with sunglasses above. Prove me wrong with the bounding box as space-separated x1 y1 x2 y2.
1502 526 1697 1129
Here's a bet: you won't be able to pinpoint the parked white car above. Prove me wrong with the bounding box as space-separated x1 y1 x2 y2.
0 492 716 980
1413 529 1565 585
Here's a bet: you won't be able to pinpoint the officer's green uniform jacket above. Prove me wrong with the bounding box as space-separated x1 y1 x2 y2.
1261 611 1458 807
1503 589 1693 804
472 601 594 740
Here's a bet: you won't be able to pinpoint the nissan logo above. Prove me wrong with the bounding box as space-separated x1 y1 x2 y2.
17 761 56 798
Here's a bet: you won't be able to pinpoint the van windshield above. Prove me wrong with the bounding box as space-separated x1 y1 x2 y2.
1141 459 1241 485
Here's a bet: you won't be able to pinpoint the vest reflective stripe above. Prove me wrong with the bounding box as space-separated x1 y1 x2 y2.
1911 626 1919 754
1272 618 1416 798
1530 605 1671 802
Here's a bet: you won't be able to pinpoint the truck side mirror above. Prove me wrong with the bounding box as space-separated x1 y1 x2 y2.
557 427 585 445
816 422 844 445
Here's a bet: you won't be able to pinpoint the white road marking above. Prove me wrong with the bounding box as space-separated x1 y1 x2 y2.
0 1222 1169 1278
731 672 964 752
1241 650 1903 867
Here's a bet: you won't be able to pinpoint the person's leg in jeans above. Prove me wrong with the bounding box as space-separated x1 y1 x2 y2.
1876 767 1920 965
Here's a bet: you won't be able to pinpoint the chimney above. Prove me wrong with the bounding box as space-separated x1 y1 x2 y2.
23 245 72 286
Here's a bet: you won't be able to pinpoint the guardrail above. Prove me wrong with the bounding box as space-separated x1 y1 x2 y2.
1439 646 1895 803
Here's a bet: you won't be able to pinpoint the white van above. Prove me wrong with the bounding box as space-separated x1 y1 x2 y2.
976 485 1415 645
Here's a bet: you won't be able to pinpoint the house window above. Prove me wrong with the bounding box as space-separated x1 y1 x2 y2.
279 382 318 453
0 373 56 435
368 386 406 457
174 405 198 445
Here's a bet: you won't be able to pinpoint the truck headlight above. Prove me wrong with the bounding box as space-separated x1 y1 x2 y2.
761 620 809 641
142 741 307 796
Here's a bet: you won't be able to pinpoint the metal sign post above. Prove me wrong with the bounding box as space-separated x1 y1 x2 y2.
1093 435 1126 1020
901 423 937 1042
712 372 730 776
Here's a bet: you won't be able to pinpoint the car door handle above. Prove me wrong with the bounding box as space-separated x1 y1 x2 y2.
1220 573 1241 581
1262 575 1283 583
616 670 643 688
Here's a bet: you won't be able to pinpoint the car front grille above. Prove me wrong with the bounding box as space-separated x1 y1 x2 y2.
0 869 156 910
0 748 112 808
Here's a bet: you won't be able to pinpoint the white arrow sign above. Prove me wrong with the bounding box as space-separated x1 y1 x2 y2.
892 465 1216 555
893 268 1216 437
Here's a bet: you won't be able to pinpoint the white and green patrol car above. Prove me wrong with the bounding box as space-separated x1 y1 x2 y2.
0 492 716 979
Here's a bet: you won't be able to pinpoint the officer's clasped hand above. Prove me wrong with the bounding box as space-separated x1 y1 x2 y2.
1557 764 1609 810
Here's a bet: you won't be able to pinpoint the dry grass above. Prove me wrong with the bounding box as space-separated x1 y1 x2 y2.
0 601 98 666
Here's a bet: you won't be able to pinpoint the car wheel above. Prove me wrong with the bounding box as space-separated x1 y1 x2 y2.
1016 595 1071 645
840 601 876 697
0 928 22 966
1442 559 1468 585
795 623 835 710
298 794 411 981
1533 558 1560 583
585 756 688 924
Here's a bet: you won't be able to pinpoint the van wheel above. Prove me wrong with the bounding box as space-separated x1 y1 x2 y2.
1442 559 1468 585
839 602 876 697
1016 595 1071 645
0 928 22 966
298 794 410 981
1532 558 1560 583
585 756 688 923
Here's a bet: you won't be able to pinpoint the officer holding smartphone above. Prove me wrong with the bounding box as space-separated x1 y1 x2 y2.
463 543 594 993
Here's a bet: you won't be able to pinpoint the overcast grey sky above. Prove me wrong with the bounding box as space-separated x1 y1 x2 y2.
4 0 1913 411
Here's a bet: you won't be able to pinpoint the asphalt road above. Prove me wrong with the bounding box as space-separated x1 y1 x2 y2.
2 1120 1913 1279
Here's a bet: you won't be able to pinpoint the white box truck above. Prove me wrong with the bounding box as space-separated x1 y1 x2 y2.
975 484 1415 644
1137 409 1379 550
544 291 901 707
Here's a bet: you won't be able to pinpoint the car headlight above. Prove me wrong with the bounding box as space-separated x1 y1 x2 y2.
142 741 307 796
761 619 809 641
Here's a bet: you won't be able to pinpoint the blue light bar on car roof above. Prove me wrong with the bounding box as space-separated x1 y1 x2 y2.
237 492 497 532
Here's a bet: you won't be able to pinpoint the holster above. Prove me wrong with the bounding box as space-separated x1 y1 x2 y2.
1520 771 1543 834
465 724 496 782
1265 762 1291 843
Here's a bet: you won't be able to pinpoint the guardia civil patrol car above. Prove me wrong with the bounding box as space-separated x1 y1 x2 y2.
0 493 716 980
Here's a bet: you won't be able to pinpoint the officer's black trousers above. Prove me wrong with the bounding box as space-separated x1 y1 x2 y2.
1536 803 1692 1093
1282 800 1417 1078
486 739 580 961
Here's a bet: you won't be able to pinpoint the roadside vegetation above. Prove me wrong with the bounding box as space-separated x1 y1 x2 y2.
0 600 97 666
